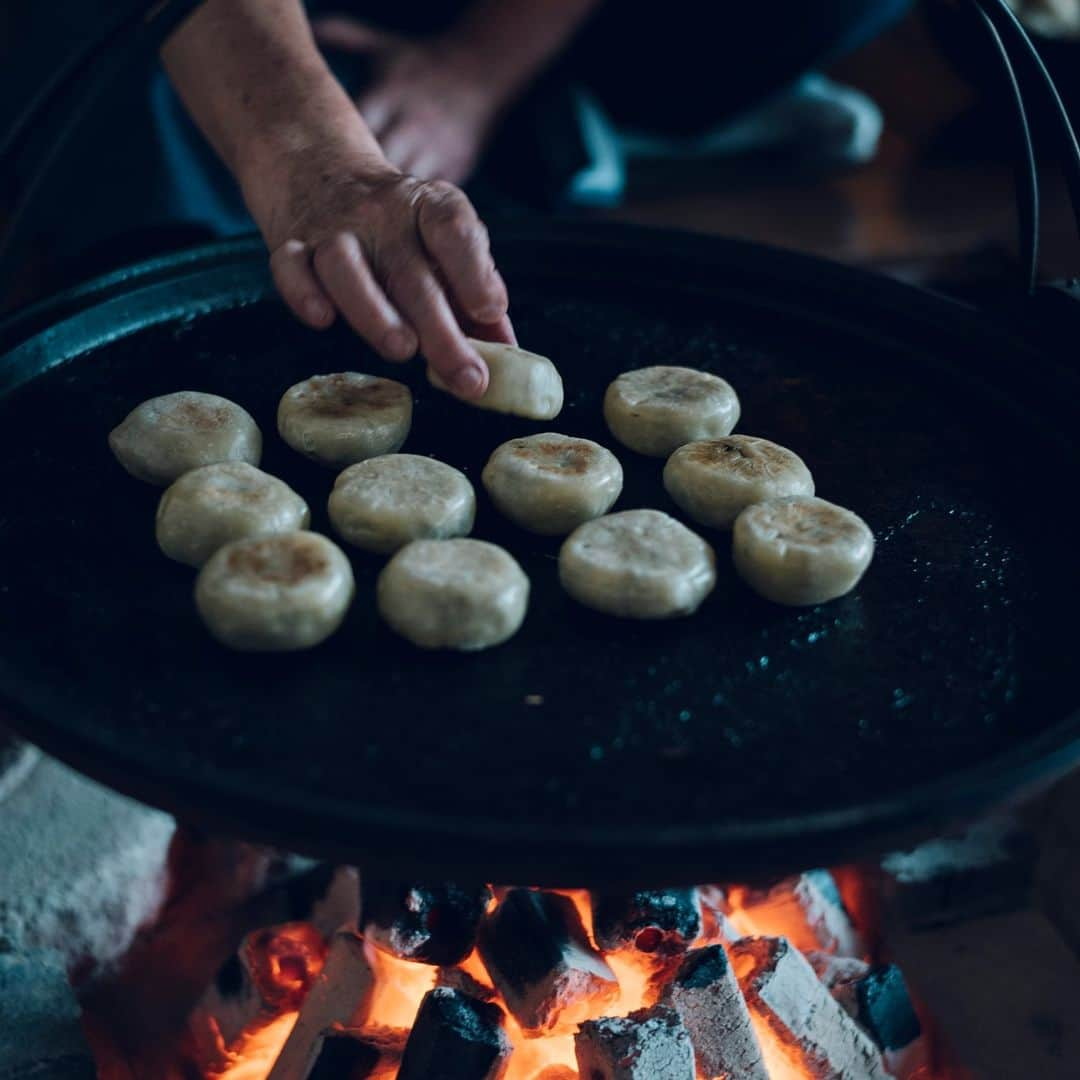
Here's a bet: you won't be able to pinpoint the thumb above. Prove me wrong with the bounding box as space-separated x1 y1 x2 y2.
310 15 396 53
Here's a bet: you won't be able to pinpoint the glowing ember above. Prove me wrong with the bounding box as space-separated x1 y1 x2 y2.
362 938 437 1030
184 874 962 1080
243 923 326 1011
211 1011 298 1080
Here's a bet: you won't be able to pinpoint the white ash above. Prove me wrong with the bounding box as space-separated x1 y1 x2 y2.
0 755 174 973
436 966 497 1002
575 1005 695 1080
732 936 888 1079
807 951 871 1018
698 886 741 945
267 931 374 1080
663 945 767 1079
0 948 96 1080
737 870 863 956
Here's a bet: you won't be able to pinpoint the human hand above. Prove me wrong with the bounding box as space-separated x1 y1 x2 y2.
312 15 505 185
244 143 513 397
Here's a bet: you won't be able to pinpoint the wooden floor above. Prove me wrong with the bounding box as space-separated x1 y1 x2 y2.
608 9 1077 290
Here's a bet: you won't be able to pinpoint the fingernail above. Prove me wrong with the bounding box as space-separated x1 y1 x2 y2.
452 365 486 398
305 298 332 324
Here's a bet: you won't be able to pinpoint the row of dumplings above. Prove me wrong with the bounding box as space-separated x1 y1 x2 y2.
107 341 873 653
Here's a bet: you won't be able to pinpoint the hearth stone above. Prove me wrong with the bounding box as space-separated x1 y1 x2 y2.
0 754 174 971
0 948 96 1080
881 814 1036 929
0 726 40 803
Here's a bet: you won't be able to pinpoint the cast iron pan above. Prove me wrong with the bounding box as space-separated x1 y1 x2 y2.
2 223 1079 886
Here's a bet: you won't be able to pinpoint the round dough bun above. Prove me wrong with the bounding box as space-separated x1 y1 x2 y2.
277 372 412 467
663 435 814 530
156 462 310 567
603 366 740 458
195 531 354 651
559 509 716 619
108 391 262 485
482 433 623 536
329 454 476 554
377 539 529 650
427 338 563 420
733 495 874 606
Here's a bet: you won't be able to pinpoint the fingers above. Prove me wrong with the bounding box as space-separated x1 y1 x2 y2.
417 183 508 326
311 233 418 361
269 241 336 330
310 15 395 54
468 313 517 347
381 255 488 397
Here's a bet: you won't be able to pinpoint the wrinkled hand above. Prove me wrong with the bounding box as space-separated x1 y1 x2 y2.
312 15 503 185
246 148 513 397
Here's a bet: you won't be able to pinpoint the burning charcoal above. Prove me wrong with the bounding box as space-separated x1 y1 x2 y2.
284 864 361 938
396 987 512 1080
731 936 888 1079
809 954 926 1080
574 1005 695 1079
732 870 863 957
698 886 741 945
478 889 617 1036
662 946 767 1080
362 881 492 965
437 966 498 1002
266 931 374 1080
195 920 328 1061
307 1030 403 1080
244 921 328 1011
591 889 702 954
534 1069 578 1080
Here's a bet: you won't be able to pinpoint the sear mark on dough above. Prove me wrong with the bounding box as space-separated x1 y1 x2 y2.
299 375 409 417
514 438 594 475
227 538 328 583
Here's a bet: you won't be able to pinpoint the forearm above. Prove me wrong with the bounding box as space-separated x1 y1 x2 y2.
447 0 604 101
161 0 386 192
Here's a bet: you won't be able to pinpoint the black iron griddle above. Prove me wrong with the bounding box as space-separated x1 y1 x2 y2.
1 223 1079 886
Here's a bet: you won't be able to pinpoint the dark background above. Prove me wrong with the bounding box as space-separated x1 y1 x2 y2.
2 2 1078 310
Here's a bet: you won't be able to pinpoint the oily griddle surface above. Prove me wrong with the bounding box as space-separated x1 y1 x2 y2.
0 253 1077 873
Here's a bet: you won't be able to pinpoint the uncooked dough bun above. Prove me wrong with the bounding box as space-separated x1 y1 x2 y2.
482 433 623 536
427 339 563 420
108 391 262 485
733 495 874 606
156 462 310 567
328 454 475 554
377 539 529 650
559 509 716 619
277 372 412 467
603 366 740 457
663 435 814 530
195 531 354 651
